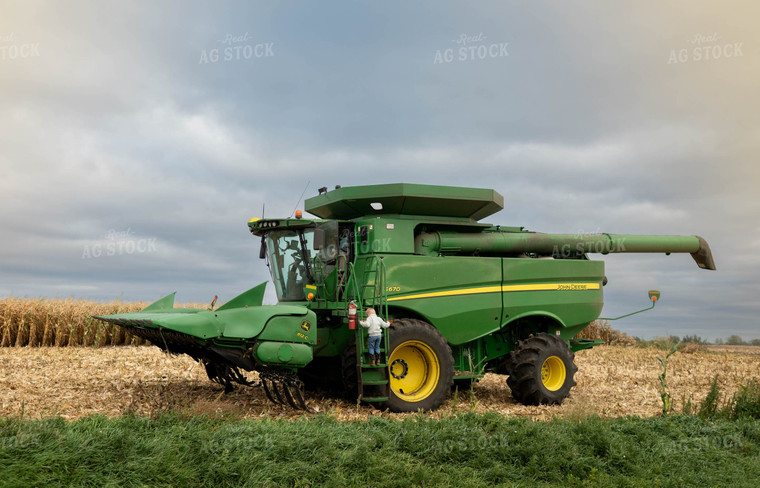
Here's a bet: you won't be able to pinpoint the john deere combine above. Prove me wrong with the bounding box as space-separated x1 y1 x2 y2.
95 183 715 412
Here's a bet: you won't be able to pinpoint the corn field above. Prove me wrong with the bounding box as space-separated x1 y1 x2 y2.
0 298 203 347
1 298 627 348
575 319 636 345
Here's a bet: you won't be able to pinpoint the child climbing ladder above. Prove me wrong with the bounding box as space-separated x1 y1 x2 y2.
360 308 392 365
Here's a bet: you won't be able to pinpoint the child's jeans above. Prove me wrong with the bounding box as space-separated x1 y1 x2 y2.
368 335 382 355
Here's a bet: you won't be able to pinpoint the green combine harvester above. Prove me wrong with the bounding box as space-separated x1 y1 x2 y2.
95 183 715 412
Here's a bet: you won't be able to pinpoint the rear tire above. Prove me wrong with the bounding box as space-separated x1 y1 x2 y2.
381 319 454 412
507 332 577 405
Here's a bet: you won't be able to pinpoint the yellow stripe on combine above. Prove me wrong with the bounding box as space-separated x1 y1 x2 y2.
387 286 502 302
386 282 600 302
502 283 600 292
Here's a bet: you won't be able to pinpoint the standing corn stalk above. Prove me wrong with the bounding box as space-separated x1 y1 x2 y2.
656 344 679 415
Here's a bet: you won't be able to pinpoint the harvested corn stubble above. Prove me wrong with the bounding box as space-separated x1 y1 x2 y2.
1 345 758 421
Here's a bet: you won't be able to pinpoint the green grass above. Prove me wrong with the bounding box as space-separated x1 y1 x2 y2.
2 413 760 487
693 377 760 421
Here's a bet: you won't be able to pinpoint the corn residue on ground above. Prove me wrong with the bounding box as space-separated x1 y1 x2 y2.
1 345 758 421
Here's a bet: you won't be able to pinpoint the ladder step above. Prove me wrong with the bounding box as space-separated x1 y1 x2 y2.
362 363 387 368
362 379 389 386
362 396 389 402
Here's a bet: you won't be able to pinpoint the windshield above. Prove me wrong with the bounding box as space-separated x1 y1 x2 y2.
264 222 341 302
265 229 316 301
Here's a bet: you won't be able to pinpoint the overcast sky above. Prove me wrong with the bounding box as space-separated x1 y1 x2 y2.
1 1 758 341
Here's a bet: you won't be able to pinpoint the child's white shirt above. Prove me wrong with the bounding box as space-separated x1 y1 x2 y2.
360 314 390 336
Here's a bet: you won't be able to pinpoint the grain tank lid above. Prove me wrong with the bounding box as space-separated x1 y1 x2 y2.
304 183 504 221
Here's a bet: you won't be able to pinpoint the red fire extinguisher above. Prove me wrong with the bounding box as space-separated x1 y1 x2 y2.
348 300 357 330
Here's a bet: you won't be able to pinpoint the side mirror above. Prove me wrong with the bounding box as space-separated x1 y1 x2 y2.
649 290 661 302
259 237 267 259
313 229 325 250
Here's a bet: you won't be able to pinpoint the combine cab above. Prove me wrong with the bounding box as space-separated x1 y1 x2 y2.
95 183 715 412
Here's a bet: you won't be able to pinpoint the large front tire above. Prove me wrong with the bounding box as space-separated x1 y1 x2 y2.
382 319 454 412
507 332 577 405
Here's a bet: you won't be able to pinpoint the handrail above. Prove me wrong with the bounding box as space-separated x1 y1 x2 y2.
346 262 363 309
378 257 388 319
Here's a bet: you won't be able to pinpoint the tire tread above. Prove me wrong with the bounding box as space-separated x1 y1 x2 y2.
507 332 578 406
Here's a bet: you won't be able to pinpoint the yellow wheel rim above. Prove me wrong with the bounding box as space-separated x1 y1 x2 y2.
541 356 566 391
388 340 440 402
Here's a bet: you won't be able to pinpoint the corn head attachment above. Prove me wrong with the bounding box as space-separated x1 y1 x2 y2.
93 281 316 411
259 370 311 410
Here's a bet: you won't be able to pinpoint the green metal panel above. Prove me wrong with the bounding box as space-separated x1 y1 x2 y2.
305 183 504 221
217 281 267 310
374 254 604 346
500 258 604 330
253 342 313 366
354 218 417 255
221 305 313 340
99 304 315 342
257 310 318 345
97 310 220 339
380 254 503 345
141 292 177 311
351 217 492 256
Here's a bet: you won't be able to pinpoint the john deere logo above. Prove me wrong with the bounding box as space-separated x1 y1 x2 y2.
300 320 311 332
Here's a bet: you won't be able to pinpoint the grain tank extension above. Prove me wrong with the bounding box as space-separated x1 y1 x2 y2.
94 183 715 412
